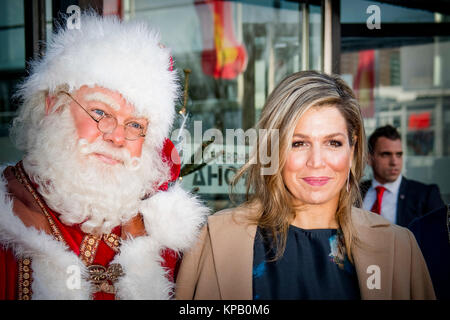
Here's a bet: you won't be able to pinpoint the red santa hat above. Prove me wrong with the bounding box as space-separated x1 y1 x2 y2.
18 12 178 150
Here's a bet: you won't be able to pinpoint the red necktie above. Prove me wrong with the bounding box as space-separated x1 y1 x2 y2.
371 186 386 214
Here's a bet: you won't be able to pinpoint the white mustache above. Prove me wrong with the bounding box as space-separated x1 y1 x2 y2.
77 138 142 170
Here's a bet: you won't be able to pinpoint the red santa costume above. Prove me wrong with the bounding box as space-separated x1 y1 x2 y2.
0 13 209 300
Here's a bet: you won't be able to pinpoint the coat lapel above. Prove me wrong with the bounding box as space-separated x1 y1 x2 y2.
208 208 257 300
351 207 394 299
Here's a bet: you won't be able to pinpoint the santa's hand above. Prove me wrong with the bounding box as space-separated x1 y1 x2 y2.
121 213 147 239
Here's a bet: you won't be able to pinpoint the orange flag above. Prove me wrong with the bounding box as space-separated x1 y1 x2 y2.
196 0 247 79
353 50 375 117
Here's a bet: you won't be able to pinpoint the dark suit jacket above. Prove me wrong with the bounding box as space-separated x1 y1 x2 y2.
360 176 445 227
409 205 450 300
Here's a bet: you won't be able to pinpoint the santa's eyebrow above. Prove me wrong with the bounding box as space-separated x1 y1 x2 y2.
84 92 121 111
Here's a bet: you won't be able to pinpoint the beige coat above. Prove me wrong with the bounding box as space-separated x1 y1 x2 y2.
175 204 436 300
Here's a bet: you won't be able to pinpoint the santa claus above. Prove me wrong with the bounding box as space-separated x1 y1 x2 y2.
0 13 209 299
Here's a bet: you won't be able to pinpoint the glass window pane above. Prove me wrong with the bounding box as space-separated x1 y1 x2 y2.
341 27 450 203
341 0 450 23
309 4 322 71
0 0 25 162
0 1 52 163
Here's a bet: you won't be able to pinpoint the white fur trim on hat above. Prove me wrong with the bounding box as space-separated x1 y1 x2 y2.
17 12 179 148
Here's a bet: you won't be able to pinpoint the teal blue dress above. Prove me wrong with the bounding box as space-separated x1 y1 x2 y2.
252 225 360 300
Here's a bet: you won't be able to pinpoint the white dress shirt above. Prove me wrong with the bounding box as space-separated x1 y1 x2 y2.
362 175 403 224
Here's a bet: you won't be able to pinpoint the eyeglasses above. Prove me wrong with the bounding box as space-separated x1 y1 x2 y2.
59 91 146 141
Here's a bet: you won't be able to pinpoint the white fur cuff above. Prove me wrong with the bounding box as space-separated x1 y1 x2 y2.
139 183 210 252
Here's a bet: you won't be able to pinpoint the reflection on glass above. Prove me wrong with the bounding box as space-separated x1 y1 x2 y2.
341 0 450 23
341 32 450 202
0 0 25 149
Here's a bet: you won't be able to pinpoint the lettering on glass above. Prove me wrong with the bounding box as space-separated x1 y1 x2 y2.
67 5 81 30
366 5 381 30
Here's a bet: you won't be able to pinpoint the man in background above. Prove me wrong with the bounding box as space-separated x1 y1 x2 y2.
409 205 449 300
360 125 444 227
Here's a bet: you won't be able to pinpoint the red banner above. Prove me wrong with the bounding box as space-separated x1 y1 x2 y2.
196 0 247 79
102 0 122 18
353 50 375 118
409 112 431 129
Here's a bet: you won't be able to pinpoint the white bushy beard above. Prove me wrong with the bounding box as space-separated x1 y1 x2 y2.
23 107 170 235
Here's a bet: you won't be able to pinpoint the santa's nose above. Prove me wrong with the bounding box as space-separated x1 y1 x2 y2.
103 125 126 147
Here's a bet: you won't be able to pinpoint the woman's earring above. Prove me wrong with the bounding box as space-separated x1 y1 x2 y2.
346 170 351 192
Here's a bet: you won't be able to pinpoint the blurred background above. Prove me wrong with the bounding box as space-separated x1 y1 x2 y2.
1 0 449 211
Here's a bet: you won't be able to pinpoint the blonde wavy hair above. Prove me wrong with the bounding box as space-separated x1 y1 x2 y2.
232 70 367 262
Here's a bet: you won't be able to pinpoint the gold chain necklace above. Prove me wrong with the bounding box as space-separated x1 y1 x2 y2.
14 161 66 243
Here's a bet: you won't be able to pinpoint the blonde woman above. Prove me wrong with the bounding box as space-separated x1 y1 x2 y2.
175 71 435 300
